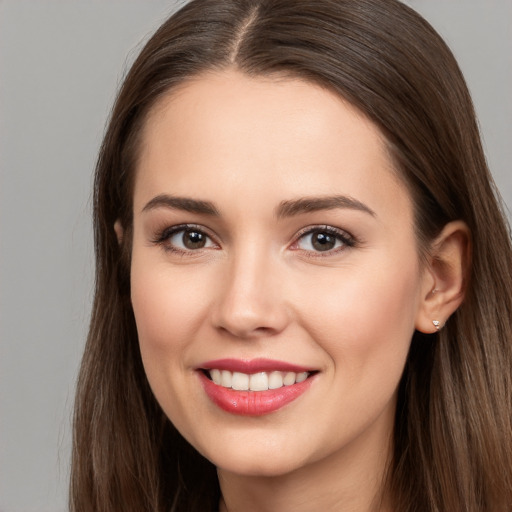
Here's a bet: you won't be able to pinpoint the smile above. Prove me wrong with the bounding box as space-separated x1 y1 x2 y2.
208 369 309 391
197 359 317 416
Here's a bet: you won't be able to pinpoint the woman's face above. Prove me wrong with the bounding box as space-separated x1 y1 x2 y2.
129 70 430 477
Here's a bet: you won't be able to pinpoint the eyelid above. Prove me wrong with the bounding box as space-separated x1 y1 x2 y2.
151 222 356 256
152 223 220 253
290 225 356 254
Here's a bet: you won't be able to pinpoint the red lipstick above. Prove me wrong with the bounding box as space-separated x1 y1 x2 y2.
197 358 316 416
199 358 313 373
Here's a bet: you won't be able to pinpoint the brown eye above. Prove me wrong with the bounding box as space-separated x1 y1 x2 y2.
164 226 216 252
183 229 207 249
311 232 336 251
295 227 354 254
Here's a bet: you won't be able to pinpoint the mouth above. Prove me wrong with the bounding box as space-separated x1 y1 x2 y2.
203 368 311 391
197 359 318 416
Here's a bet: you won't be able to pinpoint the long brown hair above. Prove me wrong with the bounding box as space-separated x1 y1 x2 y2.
71 1 512 510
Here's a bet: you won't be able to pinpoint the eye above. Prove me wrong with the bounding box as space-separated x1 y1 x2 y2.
153 225 218 253
170 228 214 250
293 226 355 254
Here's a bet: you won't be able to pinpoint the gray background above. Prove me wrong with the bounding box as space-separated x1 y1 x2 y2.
0 1 510 510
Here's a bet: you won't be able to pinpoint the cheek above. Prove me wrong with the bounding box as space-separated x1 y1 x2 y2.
296 254 421 377
130 255 212 368
351 263 419 340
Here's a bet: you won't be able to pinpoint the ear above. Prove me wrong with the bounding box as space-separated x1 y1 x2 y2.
415 221 470 334
114 219 124 245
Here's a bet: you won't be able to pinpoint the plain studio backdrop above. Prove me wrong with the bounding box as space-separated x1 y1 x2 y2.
0 1 510 510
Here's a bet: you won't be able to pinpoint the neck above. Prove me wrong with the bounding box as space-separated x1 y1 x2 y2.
217 416 394 512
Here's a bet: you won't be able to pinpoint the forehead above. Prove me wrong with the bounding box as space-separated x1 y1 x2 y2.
133 69 412 223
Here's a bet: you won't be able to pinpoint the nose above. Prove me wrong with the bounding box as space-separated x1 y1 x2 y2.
211 248 290 339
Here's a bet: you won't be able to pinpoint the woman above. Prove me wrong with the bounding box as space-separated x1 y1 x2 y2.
70 0 512 510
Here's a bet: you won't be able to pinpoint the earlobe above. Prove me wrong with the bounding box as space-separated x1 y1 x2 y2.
415 221 470 334
114 220 124 245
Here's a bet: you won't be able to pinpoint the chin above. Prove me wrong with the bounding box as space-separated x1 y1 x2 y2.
197 435 314 478
215 454 306 478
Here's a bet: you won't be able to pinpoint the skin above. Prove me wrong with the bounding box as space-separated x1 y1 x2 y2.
124 69 466 511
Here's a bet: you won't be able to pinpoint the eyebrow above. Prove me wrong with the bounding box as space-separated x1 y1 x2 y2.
141 193 375 218
141 194 220 216
276 195 375 218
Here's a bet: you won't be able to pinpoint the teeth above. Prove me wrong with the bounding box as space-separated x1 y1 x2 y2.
231 372 249 390
249 372 268 391
283 372 296 386
210 369 222 385
207 369 310 391
221 370 232 388
268 371 283 389
296 371 308 383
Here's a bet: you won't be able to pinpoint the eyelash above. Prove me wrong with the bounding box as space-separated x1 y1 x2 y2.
291 225 356 257
151 223 356 256
151 224 218 255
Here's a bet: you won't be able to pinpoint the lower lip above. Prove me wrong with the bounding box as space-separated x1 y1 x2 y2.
198 372 315 416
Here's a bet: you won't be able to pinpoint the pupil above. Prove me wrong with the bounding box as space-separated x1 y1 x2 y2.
183 230 206 249
312 232 335 251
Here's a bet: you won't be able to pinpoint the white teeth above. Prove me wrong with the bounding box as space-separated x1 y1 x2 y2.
231 372 249 391
283 372 296 386
221 370 232 388
268 371 284 389
249 372 268 391
210 369 222 385
207 369 311 391
296 371 308 383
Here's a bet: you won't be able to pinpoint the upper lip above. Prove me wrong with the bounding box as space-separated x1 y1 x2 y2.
198 358 315 373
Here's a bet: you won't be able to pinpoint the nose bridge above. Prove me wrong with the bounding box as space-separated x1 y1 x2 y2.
213 239 288 338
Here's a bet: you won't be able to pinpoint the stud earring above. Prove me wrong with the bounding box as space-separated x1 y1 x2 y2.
432 320 441 331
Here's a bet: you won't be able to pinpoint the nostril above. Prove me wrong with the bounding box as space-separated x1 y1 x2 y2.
254 326 274 334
